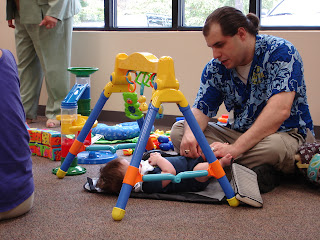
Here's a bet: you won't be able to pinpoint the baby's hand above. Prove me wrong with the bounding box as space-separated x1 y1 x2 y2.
148 152 162 166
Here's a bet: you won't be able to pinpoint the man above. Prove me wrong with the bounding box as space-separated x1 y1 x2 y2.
6 0 81 127
170 7 314 191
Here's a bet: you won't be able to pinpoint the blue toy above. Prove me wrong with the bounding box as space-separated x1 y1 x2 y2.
92 122 141 141
77 151 118 164
157 135 174 151
307 154 320 184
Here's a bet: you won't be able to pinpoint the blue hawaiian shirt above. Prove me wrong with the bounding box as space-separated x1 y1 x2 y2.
193 34 313 138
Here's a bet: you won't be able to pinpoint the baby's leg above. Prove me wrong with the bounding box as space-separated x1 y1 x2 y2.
194 154 232 182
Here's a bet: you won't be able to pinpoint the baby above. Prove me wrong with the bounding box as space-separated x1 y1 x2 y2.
97 152 232 194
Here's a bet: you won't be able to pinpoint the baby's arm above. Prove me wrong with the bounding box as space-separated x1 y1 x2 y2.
194 154 232 182
148 152 176 188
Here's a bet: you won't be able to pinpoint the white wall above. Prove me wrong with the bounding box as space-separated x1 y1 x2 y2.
1 1 319 125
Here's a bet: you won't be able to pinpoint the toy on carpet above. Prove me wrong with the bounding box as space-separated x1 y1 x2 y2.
67 67 99 116
148 129 173 151
149 134 173 151
92 122 142 141
123 149 134 156
52 80 99 175
28 128 61 161
296 142 320 186
139 160 155 175
77 151 118 164
121 130 174 156
157 135 174 151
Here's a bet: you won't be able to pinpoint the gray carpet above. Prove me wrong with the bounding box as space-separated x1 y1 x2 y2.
1 116 319 240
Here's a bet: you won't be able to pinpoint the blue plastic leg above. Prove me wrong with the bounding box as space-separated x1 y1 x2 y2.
137 117 144 130
60 91 109 173
179 105 217 164
178 104 236 200
218 175 236 199
115 104 158 210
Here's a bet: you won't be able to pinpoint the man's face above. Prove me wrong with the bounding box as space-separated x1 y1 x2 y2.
205 23 246 69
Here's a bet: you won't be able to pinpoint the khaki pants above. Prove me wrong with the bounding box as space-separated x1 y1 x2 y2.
14 12 73 120
0 192 34 221
170 121 305 174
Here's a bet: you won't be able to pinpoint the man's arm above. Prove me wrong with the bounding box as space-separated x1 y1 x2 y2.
45 0 81 20
212 91 295 159
180 108 210 158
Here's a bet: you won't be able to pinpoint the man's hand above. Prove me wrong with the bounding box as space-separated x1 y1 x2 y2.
180 132 201 158
180 108 210 158
8 20 15 29
39 16 58 29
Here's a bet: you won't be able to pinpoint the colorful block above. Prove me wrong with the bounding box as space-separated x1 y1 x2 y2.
42 129 61 147
42 145 61 161
29 143 37 155
28 128 42 143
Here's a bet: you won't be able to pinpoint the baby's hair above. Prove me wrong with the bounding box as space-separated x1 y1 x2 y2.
97 158 126 193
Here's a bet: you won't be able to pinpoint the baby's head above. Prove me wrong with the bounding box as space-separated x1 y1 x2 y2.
97 157 129 193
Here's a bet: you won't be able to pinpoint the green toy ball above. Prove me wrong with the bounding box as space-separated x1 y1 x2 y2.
307 154 320 185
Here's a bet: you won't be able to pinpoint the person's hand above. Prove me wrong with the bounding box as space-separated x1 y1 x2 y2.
148 152 162 166
8 20 15 29
39 16 58 29
180 133 200 158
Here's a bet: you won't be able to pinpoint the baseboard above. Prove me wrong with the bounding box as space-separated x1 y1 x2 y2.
37 105 320 139
37 105 179 128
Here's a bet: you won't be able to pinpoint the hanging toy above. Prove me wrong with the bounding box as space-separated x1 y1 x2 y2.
123 92 144 120
156 104 164 119
138 95 148 112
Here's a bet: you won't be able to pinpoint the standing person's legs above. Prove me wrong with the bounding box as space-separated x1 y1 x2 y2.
15 14 44 121
36 17 73 121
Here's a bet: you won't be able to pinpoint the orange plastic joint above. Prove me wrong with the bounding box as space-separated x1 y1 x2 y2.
69 139 84 156
207 161 225 179
123 166 143 186
145 137 155 151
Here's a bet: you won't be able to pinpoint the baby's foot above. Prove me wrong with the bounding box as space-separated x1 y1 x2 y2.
219 154 233 168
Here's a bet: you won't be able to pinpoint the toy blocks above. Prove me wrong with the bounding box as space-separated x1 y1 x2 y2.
42 130 61 147
28 128 61 161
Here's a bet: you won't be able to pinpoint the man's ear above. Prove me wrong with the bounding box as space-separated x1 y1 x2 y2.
237 27 247 40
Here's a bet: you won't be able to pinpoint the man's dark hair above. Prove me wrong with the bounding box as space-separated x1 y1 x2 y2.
203 6 260 37
97 158 126 194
